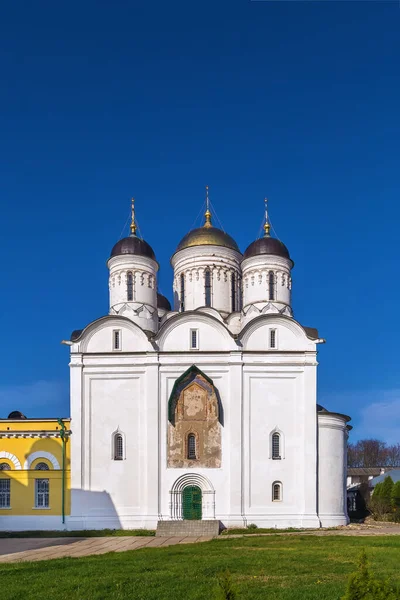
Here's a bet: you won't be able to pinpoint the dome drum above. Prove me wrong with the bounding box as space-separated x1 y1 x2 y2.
172 246 242 314
108 250 159 333
241 241 293 320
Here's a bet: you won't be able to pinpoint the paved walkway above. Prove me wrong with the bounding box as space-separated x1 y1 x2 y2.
1 523 399 564
0 536 212 563
223 523 400 539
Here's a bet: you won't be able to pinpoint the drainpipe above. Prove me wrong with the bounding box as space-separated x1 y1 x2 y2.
57 419 66 525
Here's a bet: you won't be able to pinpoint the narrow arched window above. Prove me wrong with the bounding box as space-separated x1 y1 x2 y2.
114 434 124 460
231 272 236 312
180 273 185 312
205 269 211 307
127 272 133 301
0 463 11 471
35 462 50 471
270 329 276 349
272 482 282 502
272 433 281 459
187 434 196 459
268 271 275 301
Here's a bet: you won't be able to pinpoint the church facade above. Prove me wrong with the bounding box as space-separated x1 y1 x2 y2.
66 195 350 531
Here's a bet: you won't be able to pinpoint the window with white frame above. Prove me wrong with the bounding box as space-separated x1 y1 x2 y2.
270 329 277 349
35 478 49 508
190 329 199 350
34 462 50 471
272 481 282 502
0 479 10 508
114 433 124 460
272 432 281 459
113 329 121 351
0 463 11 471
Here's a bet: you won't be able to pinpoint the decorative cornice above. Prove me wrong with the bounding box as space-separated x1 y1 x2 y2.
0 430 71 439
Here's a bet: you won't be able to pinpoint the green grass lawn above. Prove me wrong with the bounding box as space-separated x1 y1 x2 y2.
1 535 399 600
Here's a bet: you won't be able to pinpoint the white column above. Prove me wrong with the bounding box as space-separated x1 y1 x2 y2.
301 360 320 527
228 353 245 526
143 359 160 524
69 353 83 490
69 352 84 527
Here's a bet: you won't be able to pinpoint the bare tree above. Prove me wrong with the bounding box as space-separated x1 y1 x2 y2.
347 439 400 467
385 443 400 467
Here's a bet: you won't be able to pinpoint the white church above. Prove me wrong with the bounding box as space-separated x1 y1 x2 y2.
67 193 350 531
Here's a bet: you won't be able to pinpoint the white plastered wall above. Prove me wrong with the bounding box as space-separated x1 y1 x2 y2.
317 413 349 527
64 310 349 531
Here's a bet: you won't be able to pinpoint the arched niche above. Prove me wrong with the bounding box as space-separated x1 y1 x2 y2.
167 365 222 469
168 365 223 425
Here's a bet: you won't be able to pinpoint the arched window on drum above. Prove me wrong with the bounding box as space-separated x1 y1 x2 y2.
204 269 212 307
127 272 134 301
268 271 275 301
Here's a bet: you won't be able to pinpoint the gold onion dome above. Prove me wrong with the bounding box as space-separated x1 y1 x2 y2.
175 188 241 254
176 226 240 253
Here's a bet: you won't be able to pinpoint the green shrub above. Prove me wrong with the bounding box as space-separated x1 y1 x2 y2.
391 481 400 509
369 476 395 520
372 482 383 498
342 550 399 600
246 523 258 530
215 570 238 600
381 475 394 500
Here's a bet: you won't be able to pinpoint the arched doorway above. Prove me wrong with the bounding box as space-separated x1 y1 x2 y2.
170 473 215 520
182 485 202 520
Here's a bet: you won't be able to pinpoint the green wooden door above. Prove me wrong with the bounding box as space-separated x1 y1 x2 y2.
182 485 202 520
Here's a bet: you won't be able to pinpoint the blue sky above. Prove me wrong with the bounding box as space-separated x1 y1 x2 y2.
0 1 399 443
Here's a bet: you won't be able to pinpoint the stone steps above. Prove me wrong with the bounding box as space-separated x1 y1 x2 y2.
156 520 220 537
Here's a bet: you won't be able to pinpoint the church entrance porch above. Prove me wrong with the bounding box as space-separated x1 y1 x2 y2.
169 473 215 520
182 485 202 520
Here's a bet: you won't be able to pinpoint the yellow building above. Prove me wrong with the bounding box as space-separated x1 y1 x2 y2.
0 411 71 530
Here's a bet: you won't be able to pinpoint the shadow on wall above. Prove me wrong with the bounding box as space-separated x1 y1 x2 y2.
24 437 70 470
69 489 122 530
0 487 121 531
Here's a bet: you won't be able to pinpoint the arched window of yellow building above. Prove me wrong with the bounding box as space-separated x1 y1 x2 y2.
0 463 11 471
35 462 50 471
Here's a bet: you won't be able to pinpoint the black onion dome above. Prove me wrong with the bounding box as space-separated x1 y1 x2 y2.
8 411 27 419
243 236 292 262
110 236 156 261
157 292 171 311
